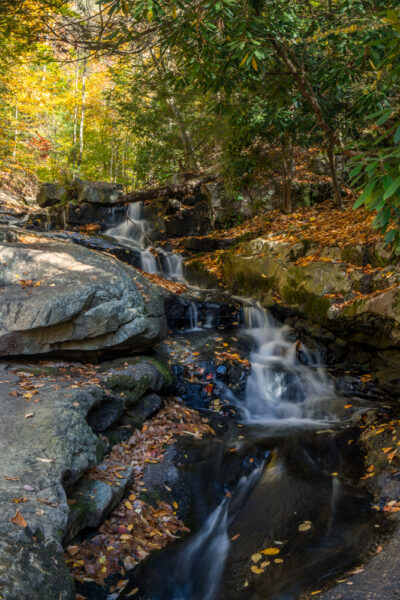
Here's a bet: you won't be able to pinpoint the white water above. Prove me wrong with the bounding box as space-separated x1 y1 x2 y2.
105 201 185 280
163 465 263 600
239 304 337 425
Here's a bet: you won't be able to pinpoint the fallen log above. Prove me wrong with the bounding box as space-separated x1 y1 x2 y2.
122 175 217 203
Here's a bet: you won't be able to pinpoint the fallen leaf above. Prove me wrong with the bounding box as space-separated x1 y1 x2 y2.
251 565 264 574
251 553 262 563
261 547 280 555
11 509 27 528
298 521 312 532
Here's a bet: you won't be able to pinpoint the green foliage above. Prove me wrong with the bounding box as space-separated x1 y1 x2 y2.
349 7 400 250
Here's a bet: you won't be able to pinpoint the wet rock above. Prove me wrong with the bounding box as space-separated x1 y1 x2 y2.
52 231 142 269
66 201 127 230
164 293 242 332
65 465 134 542
125 393 164 428
87 395 125 432
0 235 166 357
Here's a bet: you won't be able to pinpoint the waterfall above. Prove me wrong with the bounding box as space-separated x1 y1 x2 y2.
239 304 336 424
106 202 186 281
106 202 149 248
188 301 200 330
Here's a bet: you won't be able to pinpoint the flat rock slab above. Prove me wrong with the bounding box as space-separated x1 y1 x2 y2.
0 230 166 356
0 356 171 600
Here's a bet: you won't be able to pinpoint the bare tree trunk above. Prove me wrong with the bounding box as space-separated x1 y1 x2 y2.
77 57 87 170
12 107 18 159
327 143 342 208
72 54 80 173
282 143 293 212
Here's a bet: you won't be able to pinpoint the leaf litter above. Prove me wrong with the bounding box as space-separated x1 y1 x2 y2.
65 400 214 589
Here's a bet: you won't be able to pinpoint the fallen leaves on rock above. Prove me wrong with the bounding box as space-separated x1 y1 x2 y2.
65 400 214 588
10 509 27 528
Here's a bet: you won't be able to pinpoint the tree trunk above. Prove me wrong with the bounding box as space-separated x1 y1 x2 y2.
12 106 18 159
282 144 293 212
327 143 342 208
72 54 80 172
77 57 87 170
268 38 351 158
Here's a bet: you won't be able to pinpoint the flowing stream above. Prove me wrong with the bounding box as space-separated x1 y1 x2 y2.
106 202 184 280
102 202 385 600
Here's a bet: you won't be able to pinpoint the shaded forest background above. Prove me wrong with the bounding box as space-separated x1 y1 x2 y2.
1 0 399 241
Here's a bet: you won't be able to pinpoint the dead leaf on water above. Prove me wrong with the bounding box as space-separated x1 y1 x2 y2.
261 547 280 555
251 565 264 574
298 521 312 532
251 553 262 563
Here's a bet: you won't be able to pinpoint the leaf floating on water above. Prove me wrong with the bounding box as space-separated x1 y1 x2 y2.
251 565 264 574
298 521 312 532
260 561 270 568
243 580 249 588
126 589 139 597
231 533 241 541
251 553 262 563
11 509 27 528
274 558 284 564
311 591 322 596
261 547 280 555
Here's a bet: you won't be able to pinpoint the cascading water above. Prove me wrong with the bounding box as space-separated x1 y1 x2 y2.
239 304 337 425
105 201 184 280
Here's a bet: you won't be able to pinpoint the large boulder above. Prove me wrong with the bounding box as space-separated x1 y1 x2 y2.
36 183 67 208
0 235 167 357
76 181 123 205
0 365 106 600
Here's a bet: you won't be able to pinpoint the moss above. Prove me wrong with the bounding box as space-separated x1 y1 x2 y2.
106 373 150 399
147 357 173 389
17 366 61 376
281 282 330 321
140 489 163 508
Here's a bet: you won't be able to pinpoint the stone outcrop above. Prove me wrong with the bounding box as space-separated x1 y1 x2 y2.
36 183 67 208
188 236 399 346
0 355 171 599
0 232 166 357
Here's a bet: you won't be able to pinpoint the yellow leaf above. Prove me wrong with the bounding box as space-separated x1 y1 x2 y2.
239 53 249 67
125 501 133 510
260 560 270 568
251 565 264 574
251 553 262 563
298 521 312 532
172 5 177 18
261 547 280 555
251 56 258 71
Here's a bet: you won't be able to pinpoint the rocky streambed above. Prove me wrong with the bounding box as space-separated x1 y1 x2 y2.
1 188 400 600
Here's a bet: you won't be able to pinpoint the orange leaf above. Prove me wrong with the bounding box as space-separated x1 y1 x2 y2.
11 509 27 528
